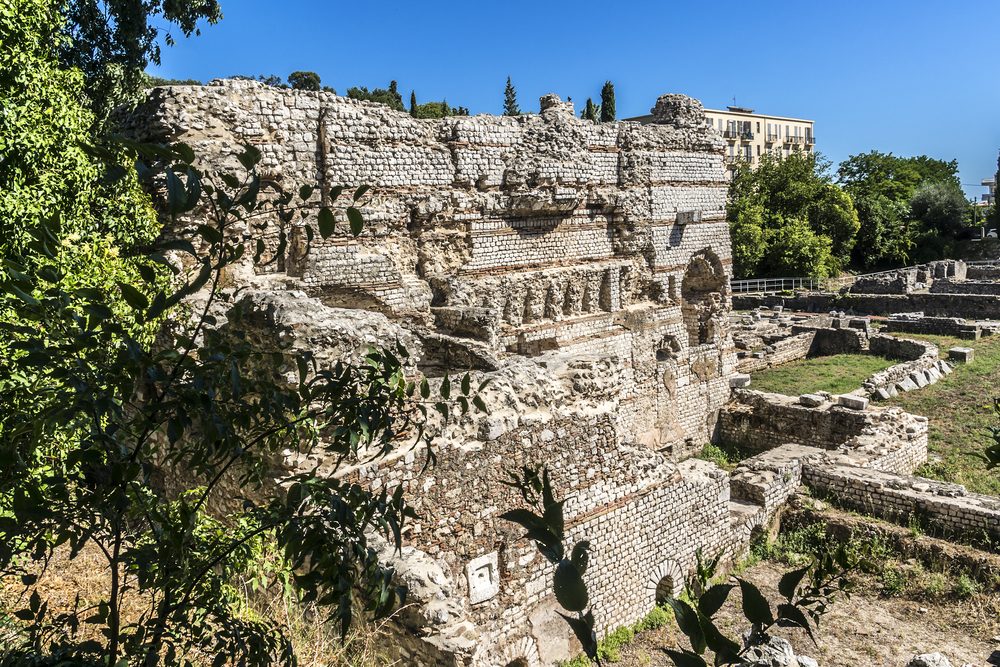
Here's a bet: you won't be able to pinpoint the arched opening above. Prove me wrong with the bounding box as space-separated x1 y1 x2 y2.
505 659 530 667
655 575 676 605
681 250 727 348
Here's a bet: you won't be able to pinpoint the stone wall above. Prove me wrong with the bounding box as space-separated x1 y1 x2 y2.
717 390 927 474
734 292 1000 320
736 331 814 373
125 82 748 665
884 315 982 340
803 464 1000 542
929 279 1000 295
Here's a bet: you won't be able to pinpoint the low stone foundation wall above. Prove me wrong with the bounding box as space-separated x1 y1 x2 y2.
883 315 981 340
718 391 927 474
929 279 1000 295
965 263 1000 280
802 464 1000 542
734 292 1000 320
737 331 814 373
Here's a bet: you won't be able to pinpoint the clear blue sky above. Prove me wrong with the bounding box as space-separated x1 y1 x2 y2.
150 0 1000 198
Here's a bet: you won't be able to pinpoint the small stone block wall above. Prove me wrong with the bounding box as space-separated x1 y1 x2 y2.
802 464 1000 542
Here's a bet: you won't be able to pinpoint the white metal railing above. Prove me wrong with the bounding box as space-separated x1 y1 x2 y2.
730 277 822 293
732 260 1000 295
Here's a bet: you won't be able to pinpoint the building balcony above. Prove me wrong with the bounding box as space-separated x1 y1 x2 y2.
786 135 805 144
724 130 755 141
766 134 780 143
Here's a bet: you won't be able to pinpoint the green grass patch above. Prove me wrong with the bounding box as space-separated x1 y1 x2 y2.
694 442 754 471
558 604 674 665
885 333 1000 496
750 354 896 396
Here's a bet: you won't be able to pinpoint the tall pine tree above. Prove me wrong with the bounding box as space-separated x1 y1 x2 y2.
410 90 418 117
600 81 616 122
581 98 599 123
503 76 520 116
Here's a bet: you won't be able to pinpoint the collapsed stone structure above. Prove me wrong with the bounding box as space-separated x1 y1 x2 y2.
126 81 934 665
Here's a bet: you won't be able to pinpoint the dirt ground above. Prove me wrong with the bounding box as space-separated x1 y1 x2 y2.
615 561 999 667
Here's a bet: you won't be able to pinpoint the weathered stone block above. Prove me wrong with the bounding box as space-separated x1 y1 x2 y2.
466 552 500 604
730 374 751 388
948 346 974 363
836 394 869 410
799 394 825 407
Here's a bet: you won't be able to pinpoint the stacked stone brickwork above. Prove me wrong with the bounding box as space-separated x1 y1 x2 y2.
803 465 1000 542
125 82 751 665
718 390 928 473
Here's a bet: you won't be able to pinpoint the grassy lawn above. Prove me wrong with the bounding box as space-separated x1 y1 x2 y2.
883 332 1000 496
750 354 896 396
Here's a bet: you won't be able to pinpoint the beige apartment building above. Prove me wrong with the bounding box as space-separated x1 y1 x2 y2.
629 104 815 174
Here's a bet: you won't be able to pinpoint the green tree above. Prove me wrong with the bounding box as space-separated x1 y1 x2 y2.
0 139 481 664
850 193 913 269
503 76 520 116
287 70 321 91
410 90 418 116
346 81 406 111
581 97 599 123
599 81 616 122
838 151 959 202
727 152 856 276
728 203 767 278
0 0 158 300
910 180 969 238
763 217 834 278
58 0 222 124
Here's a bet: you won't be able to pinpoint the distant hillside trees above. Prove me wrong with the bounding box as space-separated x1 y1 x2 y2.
288 70 321 91
347 80 405 111
504 76 520 116
599 81 616 122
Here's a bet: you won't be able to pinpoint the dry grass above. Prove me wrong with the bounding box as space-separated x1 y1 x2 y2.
0 543 399 666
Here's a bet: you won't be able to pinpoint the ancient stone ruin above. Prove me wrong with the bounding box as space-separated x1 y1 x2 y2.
125 81 941 665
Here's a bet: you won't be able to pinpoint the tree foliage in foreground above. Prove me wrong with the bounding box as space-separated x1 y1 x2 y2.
57 0 222 124
599 81 615 123
0 136 485 665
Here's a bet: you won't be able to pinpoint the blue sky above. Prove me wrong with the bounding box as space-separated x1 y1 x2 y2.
151 0 1000 198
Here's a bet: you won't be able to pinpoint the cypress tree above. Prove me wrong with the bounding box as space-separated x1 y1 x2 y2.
600 81 616 122
410 90 417 117
503 76 520 116
581 97 599 123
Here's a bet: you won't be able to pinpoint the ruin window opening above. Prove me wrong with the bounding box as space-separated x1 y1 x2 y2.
505 659 530 667
681 250 727 347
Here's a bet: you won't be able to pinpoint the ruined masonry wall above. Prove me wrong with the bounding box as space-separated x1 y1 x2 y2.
803 464 1000 542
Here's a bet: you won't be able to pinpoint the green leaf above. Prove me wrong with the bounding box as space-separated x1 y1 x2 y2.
173 142 195 164
461 372 471 396
166 169 187 214
440 375 451 399
570 540 590 575
118 282 149 312
419 377 430 399
299 184 314 201
662 648 708 667
738 578 774 626
353 184 370 201
776 603 817 646
237 144 262 170
667 598 706 654
347 207 364 237
778 565 810 601
318 208 335 239
553 560 588 612
698 583 733 617
196 224 222 244
472 394 488 413
330 185 344 201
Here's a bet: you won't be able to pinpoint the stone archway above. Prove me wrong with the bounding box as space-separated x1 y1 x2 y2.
490 636 541 667
645 559 685 607
681 249 727 348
